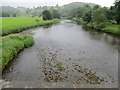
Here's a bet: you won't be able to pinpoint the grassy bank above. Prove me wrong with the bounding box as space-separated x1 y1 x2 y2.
102 24 120 34
1 17 59 36
73 18 120 35
0 34 34 70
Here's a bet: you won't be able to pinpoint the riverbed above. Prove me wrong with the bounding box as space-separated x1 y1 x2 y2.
2 20 119 88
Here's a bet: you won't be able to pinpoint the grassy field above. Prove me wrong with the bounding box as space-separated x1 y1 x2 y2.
1 17 59 36
0 34 34 70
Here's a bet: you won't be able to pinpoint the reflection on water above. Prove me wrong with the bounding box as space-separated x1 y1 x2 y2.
2 20 118 88
85 29 118 50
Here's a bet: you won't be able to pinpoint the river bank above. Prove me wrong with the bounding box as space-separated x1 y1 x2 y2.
2 20 118 88
72 18 120 35
1 17 60 70
1 17 59 36
1 35 34 70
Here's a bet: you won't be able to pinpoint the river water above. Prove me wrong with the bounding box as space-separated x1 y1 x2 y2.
2 20 119 88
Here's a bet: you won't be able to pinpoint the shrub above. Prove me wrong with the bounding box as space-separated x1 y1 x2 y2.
42 10 53 20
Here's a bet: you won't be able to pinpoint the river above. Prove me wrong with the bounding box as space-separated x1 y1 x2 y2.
2 20 119 88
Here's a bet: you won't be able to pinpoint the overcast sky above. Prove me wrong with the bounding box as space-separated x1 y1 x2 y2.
1 0 116 8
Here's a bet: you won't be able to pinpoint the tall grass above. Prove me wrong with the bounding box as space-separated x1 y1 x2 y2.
1 17 59 36
0 34 34 70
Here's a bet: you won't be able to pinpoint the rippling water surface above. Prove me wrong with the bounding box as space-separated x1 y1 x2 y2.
2 20 118 88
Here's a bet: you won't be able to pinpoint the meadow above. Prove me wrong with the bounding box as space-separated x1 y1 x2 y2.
1 17 59 36
0 34 34 70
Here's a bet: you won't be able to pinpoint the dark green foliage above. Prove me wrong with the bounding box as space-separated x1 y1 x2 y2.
93 5 100 10
2 11 10 17
83 11 92 23
52 10 61 19
107 1 120 24
1 6 18 17
42 10 53 20
92 8 107 24
13 13 17 17
114 1 120 24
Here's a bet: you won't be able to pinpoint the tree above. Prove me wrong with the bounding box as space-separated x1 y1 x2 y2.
2 11 10 17
93 5 100 10
102 7 114 20
84 4 91 8
92 8 107 24
114 1 120 24
83 11 92 23
52 9 61 19
42 10 53 20
13 13 17 17
76 7 85 18
107 1 120 24
26 8 31 14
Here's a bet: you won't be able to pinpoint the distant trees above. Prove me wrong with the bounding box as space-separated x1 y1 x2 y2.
52 10 61 19
70 2 120 25
42 10 53 20
93 5 100 10
82 11 92 23
42 10 61 20
92 8 107 24
13 13 17 17
2 11 10 17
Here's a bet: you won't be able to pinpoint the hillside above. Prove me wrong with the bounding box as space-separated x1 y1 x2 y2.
1 2 97 17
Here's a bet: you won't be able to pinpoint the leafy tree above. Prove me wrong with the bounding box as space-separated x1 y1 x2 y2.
84 4 91 8
83 11 92 23
109 6 116 20
13 13 17 17
76 7 85 18
2 11 10 17
107 1 120 24
114 1 120 24
103 7 114 20
26 8 31 14
93 5 100 10
52 10 61 19
42 10 53 20
92 8 107 24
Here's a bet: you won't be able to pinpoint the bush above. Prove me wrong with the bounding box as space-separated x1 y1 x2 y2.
87 22 105 30
42 10 53 20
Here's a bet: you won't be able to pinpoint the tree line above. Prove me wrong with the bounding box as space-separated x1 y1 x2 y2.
42 10 61 20
1 1 120 25
70 1 120 25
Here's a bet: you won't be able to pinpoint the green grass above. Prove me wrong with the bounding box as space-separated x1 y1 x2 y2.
102 24 120 34
0 34 34 70
1 17 59 36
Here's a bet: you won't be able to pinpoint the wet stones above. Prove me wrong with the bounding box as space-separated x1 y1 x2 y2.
42 66 66 82
73 63 104 84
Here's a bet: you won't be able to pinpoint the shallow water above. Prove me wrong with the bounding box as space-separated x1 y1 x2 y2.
2 20 119 88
